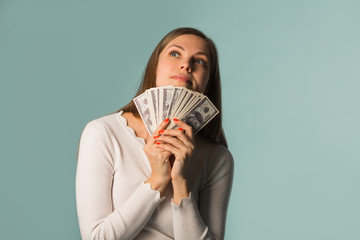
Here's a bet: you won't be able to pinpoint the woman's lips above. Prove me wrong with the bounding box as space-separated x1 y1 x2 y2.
170 74 192 84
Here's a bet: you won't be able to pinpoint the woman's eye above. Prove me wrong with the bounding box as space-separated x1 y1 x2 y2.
194 59 207 66
170 51 180 57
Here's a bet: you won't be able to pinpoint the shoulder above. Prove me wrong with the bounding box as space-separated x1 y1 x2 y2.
86 112 120 129
78 112 127 152
195 135 233 160
81 112 122 137
194 135 234 172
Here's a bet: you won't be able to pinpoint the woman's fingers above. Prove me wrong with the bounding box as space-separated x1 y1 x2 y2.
156 134 186 150
156 142 188 160
149 118 170 144
152 118 195 164
153 119 196 182
144 117 172 160
156 130 193 150
155 118 194 149
172 118 193 139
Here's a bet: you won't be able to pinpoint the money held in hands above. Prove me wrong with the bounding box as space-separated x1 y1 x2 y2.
133 86 219 135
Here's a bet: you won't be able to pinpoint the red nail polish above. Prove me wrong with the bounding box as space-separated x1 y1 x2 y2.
153 136 159 139
164 118 169 123
173 118 179 121
159 130 165 134
178 128 184 131
156 142 161 145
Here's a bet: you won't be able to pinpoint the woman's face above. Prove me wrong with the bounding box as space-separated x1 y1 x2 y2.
156 34 210 93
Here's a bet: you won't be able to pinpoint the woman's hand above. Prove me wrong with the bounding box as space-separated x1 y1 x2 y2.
155 119 195 203
144 118 172 195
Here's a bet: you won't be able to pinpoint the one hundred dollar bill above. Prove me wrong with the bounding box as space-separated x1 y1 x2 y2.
134 86 218 135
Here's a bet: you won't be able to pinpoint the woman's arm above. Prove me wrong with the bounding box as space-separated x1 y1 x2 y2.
76 121 164 240
171 147 234 240
155 119 234 239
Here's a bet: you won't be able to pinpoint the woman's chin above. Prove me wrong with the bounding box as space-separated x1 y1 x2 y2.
157 82 193 89
172 80 195 89
175 83 191 88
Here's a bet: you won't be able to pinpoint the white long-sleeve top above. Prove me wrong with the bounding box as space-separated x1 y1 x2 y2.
76 111 234 240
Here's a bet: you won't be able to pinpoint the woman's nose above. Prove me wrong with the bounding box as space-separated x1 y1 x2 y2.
180 60 192 73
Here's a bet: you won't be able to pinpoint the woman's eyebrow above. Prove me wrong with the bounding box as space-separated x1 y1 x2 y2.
168 44 209 57
168 44 185 51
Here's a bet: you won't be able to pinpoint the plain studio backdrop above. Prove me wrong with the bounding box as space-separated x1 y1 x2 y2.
0 0 359 239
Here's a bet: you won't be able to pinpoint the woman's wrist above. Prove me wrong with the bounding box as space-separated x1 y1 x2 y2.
171 178 189 204
146 176 170 195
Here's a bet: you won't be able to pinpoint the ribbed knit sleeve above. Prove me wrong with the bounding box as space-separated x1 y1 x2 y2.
76 121 164 240
171 146 234 240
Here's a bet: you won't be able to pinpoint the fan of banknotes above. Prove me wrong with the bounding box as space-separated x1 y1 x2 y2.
133 86 219 135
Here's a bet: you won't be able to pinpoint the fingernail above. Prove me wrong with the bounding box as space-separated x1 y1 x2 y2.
173 118 179 121
164 118 169 123
156 142 161 145
159 130 165 134
178 128 184 131
153 136 159 139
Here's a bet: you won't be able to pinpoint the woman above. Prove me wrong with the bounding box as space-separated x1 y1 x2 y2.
76 27 234 240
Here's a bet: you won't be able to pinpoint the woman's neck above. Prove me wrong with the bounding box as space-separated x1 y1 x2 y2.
122 112 151 143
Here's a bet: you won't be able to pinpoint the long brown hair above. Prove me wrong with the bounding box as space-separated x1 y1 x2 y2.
119 27 227 147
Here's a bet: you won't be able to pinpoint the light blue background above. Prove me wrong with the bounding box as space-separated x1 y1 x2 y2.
1 0 359 239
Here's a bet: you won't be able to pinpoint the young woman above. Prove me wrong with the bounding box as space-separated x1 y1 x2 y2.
76 27 234 240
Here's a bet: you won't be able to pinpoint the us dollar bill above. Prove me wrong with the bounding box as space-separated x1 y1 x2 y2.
171 96 219 134
133 92 156 135
134 86 219 135
161 86 174 121
166 87 182 120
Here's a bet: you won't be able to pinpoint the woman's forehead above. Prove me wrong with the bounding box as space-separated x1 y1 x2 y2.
165 34 210 55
